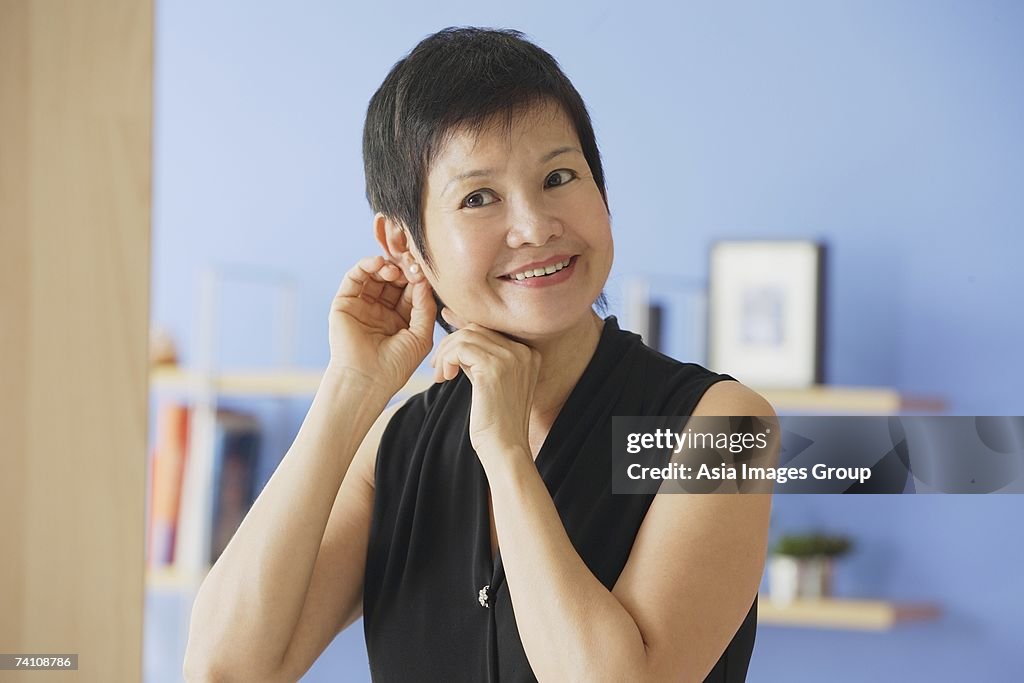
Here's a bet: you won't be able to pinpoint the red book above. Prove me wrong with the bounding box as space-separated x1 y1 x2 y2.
147 402 190 567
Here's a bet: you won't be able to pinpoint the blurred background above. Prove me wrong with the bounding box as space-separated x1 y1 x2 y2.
143 1 1023 681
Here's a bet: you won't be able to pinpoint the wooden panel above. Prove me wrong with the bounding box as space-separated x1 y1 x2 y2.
0 0 32 661
0 1 152 681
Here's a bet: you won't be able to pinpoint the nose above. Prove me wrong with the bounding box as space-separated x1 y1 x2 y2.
505 195 564 248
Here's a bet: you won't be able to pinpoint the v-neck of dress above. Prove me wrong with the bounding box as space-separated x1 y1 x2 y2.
481 316 622 582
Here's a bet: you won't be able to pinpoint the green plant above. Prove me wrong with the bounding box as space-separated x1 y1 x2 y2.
772 533 852 559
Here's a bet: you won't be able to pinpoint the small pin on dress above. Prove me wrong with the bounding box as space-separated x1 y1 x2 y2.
478 584 490 608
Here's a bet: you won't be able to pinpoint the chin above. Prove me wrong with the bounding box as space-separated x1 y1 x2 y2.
498 302 598 340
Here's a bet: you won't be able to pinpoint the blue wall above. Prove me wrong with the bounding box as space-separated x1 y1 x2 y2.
151 1 1024 680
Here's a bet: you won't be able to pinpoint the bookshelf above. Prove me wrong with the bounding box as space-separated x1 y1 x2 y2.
144 366 942 683
151 369 944 411
146 373 943 593
146 369 435 589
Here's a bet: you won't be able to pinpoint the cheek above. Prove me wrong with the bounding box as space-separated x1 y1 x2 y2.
573 193 612 244
448 232 488 258
442 240 497 284
425 228 503 297
424 214 482 264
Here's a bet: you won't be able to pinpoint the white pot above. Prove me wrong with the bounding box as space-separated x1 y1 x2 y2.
798 557 832 600
768 555 800 605
768 555 833 604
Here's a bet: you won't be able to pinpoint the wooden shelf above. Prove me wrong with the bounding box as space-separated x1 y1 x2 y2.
146 567 208 591
757 595 942 630
150 367 434 398
150 367 318 396
755 386 945 414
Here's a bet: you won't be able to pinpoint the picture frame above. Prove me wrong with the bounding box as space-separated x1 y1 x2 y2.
707 240 826 388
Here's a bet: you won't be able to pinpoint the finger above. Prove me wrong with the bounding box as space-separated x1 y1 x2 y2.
379 261 407 285
395 279 415 323
335 255 393 300
430 327 498 371
358 260 407 305
407 279 437 342
436 338 497 382
359 275 392 304
430 331 449 375
438 310 509 346
432 342 447 383
439 319 526 359
431 328 455 382
378 277 405 307
429 331 448 379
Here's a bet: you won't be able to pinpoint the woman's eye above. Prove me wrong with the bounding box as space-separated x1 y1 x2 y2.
545 169 577 188
462 189 498 209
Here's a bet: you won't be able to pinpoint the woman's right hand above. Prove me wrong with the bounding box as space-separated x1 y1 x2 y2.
326 255 436 396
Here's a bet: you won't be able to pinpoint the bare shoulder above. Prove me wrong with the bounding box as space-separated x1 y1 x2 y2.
692 379 775 418
610 377 776 681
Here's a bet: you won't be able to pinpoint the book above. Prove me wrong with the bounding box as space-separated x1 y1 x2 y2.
174 407 261 572
147 402 190 567
208 412 261 564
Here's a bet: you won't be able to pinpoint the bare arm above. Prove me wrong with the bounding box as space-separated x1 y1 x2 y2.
182 369 391 682
183 250 434 681
272 396 405 681
487 381 776 682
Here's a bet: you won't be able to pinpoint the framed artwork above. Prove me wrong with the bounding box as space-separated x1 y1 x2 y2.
707 240 825 388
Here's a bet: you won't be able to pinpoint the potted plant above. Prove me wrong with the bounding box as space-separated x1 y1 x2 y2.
768 532 852 605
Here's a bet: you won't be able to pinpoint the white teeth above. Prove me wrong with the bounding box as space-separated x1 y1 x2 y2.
509 257 571 281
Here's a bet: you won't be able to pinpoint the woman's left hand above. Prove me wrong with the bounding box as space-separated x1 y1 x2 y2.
431 307 541 463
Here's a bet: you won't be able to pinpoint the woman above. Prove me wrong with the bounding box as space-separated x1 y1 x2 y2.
185 27 775 683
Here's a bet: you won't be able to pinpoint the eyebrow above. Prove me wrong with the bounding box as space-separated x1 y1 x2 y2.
441 146 584 197
540 145 582 164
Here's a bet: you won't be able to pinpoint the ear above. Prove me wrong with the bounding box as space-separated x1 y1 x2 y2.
373 213 425 280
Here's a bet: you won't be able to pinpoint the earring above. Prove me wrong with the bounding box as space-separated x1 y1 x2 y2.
410 263 420 274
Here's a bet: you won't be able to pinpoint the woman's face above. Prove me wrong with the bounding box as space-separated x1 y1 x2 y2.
416 102 613 339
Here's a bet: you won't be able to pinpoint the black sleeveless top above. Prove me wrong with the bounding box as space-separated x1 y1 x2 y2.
363 316 757 681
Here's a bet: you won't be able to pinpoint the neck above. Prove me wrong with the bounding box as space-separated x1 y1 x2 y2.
521 311 605 423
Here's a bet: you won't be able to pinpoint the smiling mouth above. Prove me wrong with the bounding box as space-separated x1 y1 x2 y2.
502 256 576 281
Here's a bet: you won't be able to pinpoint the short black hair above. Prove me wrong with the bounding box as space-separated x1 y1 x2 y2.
363 26 609 331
